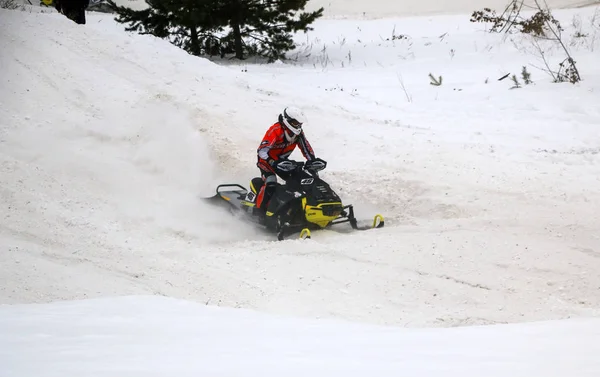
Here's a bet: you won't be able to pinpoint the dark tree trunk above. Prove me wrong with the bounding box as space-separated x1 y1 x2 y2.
189 25 200 56
232 22 244 59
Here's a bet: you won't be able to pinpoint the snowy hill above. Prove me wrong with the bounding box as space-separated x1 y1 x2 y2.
1 1 600 375
306 0 600 18
2 295 600 377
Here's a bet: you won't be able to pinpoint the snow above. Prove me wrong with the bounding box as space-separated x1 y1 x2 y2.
106 0 597 18
1 0 600 375
2 296 600 377
305 0 600 18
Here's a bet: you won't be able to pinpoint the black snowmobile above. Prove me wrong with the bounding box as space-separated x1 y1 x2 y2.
206 158 384 241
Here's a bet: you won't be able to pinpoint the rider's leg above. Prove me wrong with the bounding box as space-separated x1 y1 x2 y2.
256 171 277 213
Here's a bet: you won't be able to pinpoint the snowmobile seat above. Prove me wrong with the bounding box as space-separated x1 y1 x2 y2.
250 177 264 194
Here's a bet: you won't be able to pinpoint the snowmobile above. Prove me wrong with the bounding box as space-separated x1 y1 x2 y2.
206 158 384 241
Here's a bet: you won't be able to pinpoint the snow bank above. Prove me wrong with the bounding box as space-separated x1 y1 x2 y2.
1 296 600 377
306 0 599 18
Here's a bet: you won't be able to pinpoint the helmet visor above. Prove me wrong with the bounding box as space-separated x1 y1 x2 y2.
287 118 302 128
283 115 302 134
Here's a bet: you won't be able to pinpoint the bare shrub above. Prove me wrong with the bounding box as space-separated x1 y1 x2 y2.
0 0 20 9
471 0 581 84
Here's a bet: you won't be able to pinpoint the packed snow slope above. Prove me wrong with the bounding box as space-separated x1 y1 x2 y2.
2 296 600 377
305 0 600 18
1 5 600 329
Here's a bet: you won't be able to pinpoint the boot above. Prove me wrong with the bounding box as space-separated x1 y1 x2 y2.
256 205 267 224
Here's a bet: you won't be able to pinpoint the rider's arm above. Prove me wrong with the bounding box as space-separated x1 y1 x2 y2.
258 140 273 161
297 132 315 161
257 128 279 168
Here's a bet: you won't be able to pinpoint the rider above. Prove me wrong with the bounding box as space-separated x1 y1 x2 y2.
255 106 319 216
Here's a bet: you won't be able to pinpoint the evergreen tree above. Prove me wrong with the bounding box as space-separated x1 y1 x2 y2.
105 0 223 57
107 0 323 62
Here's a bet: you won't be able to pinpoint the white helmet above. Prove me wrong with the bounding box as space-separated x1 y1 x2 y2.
280 106 307 136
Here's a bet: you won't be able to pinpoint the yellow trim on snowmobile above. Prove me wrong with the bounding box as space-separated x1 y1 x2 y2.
250 181 257 194
266 211 274 217
241 201 255 207
299 228 311 239
373 214 385 228
302 197 344 228
221 195 231 201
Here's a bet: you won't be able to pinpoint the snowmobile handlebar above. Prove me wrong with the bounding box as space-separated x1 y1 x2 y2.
285 158 327 173
305 158 327 173
275 158 327 179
